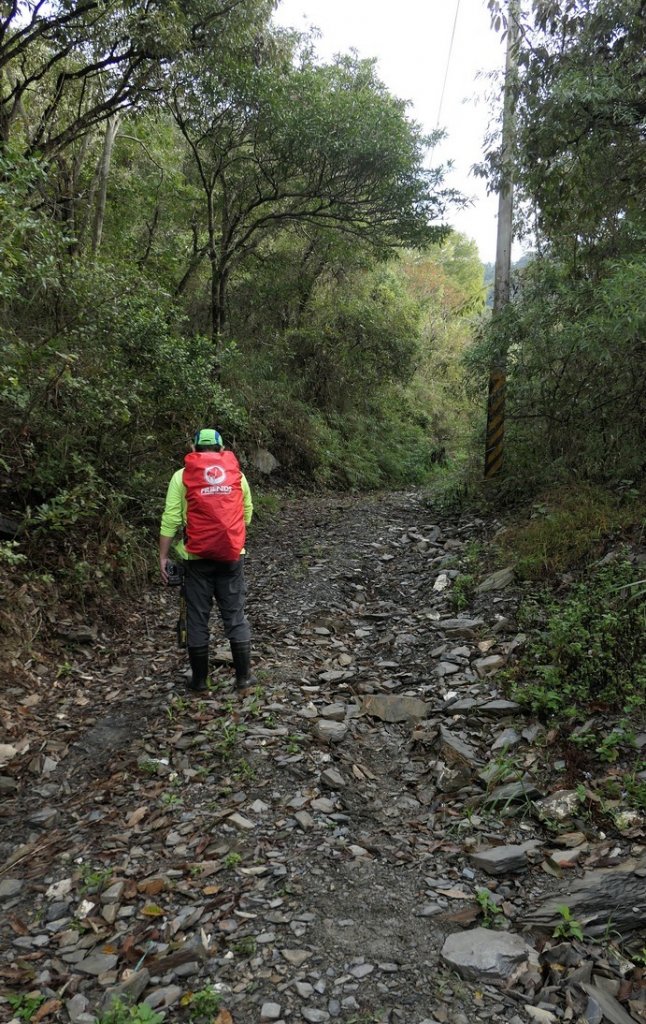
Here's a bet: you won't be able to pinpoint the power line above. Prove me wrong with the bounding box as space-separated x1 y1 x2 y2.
436 0 461 130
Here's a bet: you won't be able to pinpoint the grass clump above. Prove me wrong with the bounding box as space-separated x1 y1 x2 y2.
497 484 645 580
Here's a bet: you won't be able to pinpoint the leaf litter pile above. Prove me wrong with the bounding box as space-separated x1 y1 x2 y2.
1 491 645 1024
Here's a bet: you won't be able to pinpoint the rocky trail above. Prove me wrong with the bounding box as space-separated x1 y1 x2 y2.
1 491 645 1024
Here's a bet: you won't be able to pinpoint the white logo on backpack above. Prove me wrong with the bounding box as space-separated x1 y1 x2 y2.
204 464 226 486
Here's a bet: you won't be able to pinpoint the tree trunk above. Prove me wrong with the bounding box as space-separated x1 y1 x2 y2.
210 254 222 340
91 113 120 256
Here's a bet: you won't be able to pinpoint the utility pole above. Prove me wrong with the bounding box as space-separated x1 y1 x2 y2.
484 0 520 479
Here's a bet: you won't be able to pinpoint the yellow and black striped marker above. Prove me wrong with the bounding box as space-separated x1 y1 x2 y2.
484 370 506 478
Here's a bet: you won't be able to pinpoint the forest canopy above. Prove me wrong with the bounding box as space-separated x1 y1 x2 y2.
0 0 478 598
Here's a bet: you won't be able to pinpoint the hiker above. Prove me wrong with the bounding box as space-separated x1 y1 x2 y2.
159 428 255 694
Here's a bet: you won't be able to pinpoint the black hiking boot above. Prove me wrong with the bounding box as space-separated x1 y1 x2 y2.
230 640 256 696
187 646 209 693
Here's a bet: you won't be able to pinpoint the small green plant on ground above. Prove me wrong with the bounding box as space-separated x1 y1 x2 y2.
160 792 183 809
212 719 246 758
233 758 256 780
286 733 304 754
182 984 222 1021
96 999 164 1024
452 573 476 612
233 935 256 957
224 851 242 869
78 863 113 894
483 749 523 789
476 888 503 927
166 694 188 721
552 905 584 941
7 993 46 1022
624 769 646 810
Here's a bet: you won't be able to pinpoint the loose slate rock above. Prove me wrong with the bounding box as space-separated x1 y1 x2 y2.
261 1002 282 1021
470 842 540 876
302 1010 330 1023
0 878 23 899
478 699 522 715
314 720 347 743
360 694 428 723
320 768 346 789
441 927 532 982
484 779 542 805
579 983 636 1024
476 567 514 593
77 953 118 975
102 969 151 1013
439 727 481 767
535 789 580 822
473 655 506 678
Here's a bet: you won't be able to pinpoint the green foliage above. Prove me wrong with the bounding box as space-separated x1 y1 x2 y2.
510 560 646 758
0 541 27 568
96 999 163 1024
475 0 646 492
0 0 474 620
553 905 584 942
452 574 476 612
475 888 503 928
232 935 257 957
183 985 222 1022
78 864 113 895
7 993 46 1022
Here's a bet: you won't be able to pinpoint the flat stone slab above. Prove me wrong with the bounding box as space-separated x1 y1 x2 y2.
535 789 580 822
101 969 150 1013
0 878 24 899
439 727 481 767
314 720 348 743
441 927 532 982
320 768 346 789
492 727 522 751
484 778 542 805
474 655 506 678
470 841 541 876
77 953 118 975
476 567 515 593
319 703 347 721
478 699 522 715
360 694 428 723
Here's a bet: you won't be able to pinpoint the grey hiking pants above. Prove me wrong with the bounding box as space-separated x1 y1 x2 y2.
184 558 250 648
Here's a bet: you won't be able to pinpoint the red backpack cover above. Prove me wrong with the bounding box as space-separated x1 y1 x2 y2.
183 450 245 561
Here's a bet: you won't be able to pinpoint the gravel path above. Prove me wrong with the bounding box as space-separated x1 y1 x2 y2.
1 490 643 1024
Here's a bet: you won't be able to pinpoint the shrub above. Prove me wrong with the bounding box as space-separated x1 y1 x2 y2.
510 560 646 757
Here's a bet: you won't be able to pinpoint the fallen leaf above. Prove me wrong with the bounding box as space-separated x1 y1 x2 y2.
214 1011 234 1024
141 903 165 917
127 806 148 826
138 877 167 896
32 999 61 1022
0 743 18 766
436 887 471 899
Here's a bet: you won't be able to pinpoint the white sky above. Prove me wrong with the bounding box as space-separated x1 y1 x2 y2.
272 0 507 263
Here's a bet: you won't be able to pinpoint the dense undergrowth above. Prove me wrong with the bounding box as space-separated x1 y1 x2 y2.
424 474 646 806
